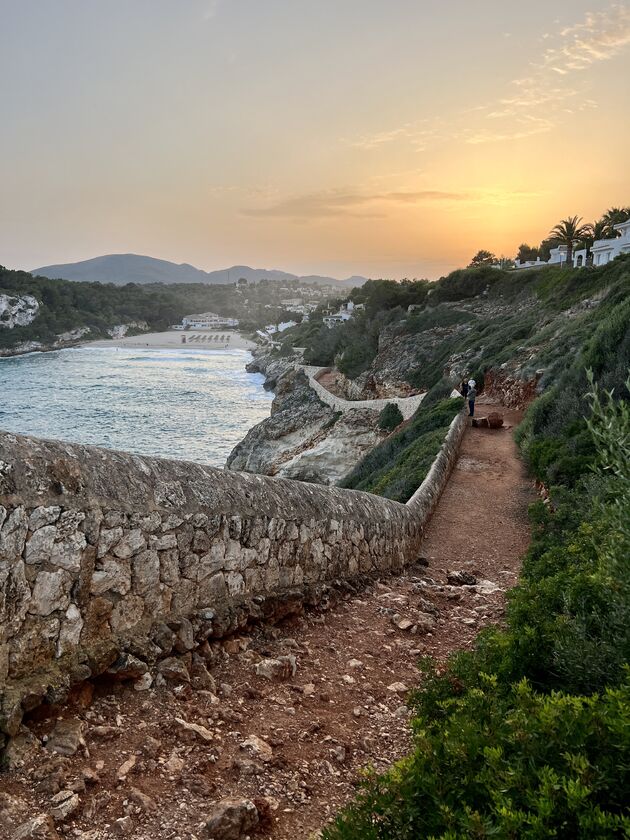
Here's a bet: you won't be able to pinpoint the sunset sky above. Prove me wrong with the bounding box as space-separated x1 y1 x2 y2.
1 1 629 280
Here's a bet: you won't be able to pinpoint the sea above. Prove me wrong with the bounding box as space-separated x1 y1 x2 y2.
0 346 273 466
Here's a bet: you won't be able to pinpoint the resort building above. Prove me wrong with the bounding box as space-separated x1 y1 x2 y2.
179 312 239 329
586 220 630 267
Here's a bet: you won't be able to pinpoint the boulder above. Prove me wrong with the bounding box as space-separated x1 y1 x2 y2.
487 412 504 429
204 798 259 840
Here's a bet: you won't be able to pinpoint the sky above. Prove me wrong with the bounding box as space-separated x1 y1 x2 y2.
1 1 629 280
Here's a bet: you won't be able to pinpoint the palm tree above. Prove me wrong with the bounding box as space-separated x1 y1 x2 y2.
601 207 630 237
583 219 610 248
549 216 590 266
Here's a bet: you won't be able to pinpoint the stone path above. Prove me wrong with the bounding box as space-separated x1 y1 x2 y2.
1 401 535 840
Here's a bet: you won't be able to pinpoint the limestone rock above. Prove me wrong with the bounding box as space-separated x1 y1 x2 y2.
25 525 56 564
387 682 409 694
0 506 28 559
50 532 86 572
107 654 148 680
117 754 137 781
447 570 477 586
97 526 123 559
90 558 131 596
29 569 72 616
254 655 297 681
113 529 146 559
174 717 214 742
13 814 60 840
240 734 273 762
50 789 80 822
157 657 190 683
204 798 259 840
129 787 156 812
28 506 62 532
46 719 84 757
392 615 414 631
191 656 217 693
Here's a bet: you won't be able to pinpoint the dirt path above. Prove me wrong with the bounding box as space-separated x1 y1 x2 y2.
1 403 535 840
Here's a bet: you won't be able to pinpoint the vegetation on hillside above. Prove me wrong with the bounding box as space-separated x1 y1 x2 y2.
0 267 311 350
284 257 630 402
341 395 463 502
325 270 630 837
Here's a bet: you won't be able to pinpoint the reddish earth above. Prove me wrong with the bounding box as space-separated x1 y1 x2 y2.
0 401 534 840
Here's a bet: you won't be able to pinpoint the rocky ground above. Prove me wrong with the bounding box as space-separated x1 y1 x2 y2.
0 403 533 840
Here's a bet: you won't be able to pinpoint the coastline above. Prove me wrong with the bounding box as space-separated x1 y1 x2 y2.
84 329 257 352
0 329 257 359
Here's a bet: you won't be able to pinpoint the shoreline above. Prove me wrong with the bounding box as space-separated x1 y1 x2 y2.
0 330 258 359
84 329 257 352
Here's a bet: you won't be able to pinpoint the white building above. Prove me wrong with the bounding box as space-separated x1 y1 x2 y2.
181 312 239 329
514 245 568 271
322 300 362 328
582 220 630 267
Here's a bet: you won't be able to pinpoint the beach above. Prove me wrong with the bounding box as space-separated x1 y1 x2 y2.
86 329 256 352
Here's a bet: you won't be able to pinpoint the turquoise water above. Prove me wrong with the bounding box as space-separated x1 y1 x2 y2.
0 346 272 466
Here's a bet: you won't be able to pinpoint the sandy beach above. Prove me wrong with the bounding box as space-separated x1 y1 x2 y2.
85 329 256 352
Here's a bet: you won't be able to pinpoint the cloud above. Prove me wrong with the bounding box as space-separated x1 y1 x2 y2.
347 118 443 153
242 188 470 220
464 3 630 143
346 3 630 150
543 4 630 73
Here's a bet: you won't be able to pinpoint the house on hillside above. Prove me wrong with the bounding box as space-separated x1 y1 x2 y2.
514 245 568 270
574 220 630 268
322 300 363 328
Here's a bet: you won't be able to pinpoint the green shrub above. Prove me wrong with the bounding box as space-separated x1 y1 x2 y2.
325 676 630 840
378 403 404 431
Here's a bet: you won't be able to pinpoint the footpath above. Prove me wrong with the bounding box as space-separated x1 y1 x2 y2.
1 402 534 840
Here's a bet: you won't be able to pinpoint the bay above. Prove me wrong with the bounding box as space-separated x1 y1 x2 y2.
0 346 272 466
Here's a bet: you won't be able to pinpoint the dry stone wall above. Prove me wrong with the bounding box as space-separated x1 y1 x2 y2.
0 430 432 742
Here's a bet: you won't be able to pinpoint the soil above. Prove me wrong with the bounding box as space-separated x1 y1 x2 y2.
0 401 535 840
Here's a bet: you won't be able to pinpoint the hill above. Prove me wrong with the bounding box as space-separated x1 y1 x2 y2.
0 266 337 354
31 253 366 288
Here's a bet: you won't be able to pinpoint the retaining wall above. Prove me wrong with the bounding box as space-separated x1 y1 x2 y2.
302 366 425 419
0 409 465 742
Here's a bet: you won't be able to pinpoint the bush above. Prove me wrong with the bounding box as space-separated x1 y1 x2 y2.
378 403 403 431
325 676 630 840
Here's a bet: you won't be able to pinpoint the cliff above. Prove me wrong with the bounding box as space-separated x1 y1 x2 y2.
226 362 388 484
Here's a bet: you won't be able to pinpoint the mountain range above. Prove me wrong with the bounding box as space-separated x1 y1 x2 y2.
32 254 367 289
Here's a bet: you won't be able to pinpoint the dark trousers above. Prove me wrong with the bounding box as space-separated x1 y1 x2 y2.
469 400 475 416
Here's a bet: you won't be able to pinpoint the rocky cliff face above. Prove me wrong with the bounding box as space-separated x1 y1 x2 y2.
0 294 39 329
227 362 387 485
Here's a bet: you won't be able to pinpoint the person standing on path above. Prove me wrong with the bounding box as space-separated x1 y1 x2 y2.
460 378 469 398
468 384 477 417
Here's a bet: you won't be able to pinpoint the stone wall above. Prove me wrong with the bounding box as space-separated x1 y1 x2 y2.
304 366 425 420
407 411 468 522
0 430 430 741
